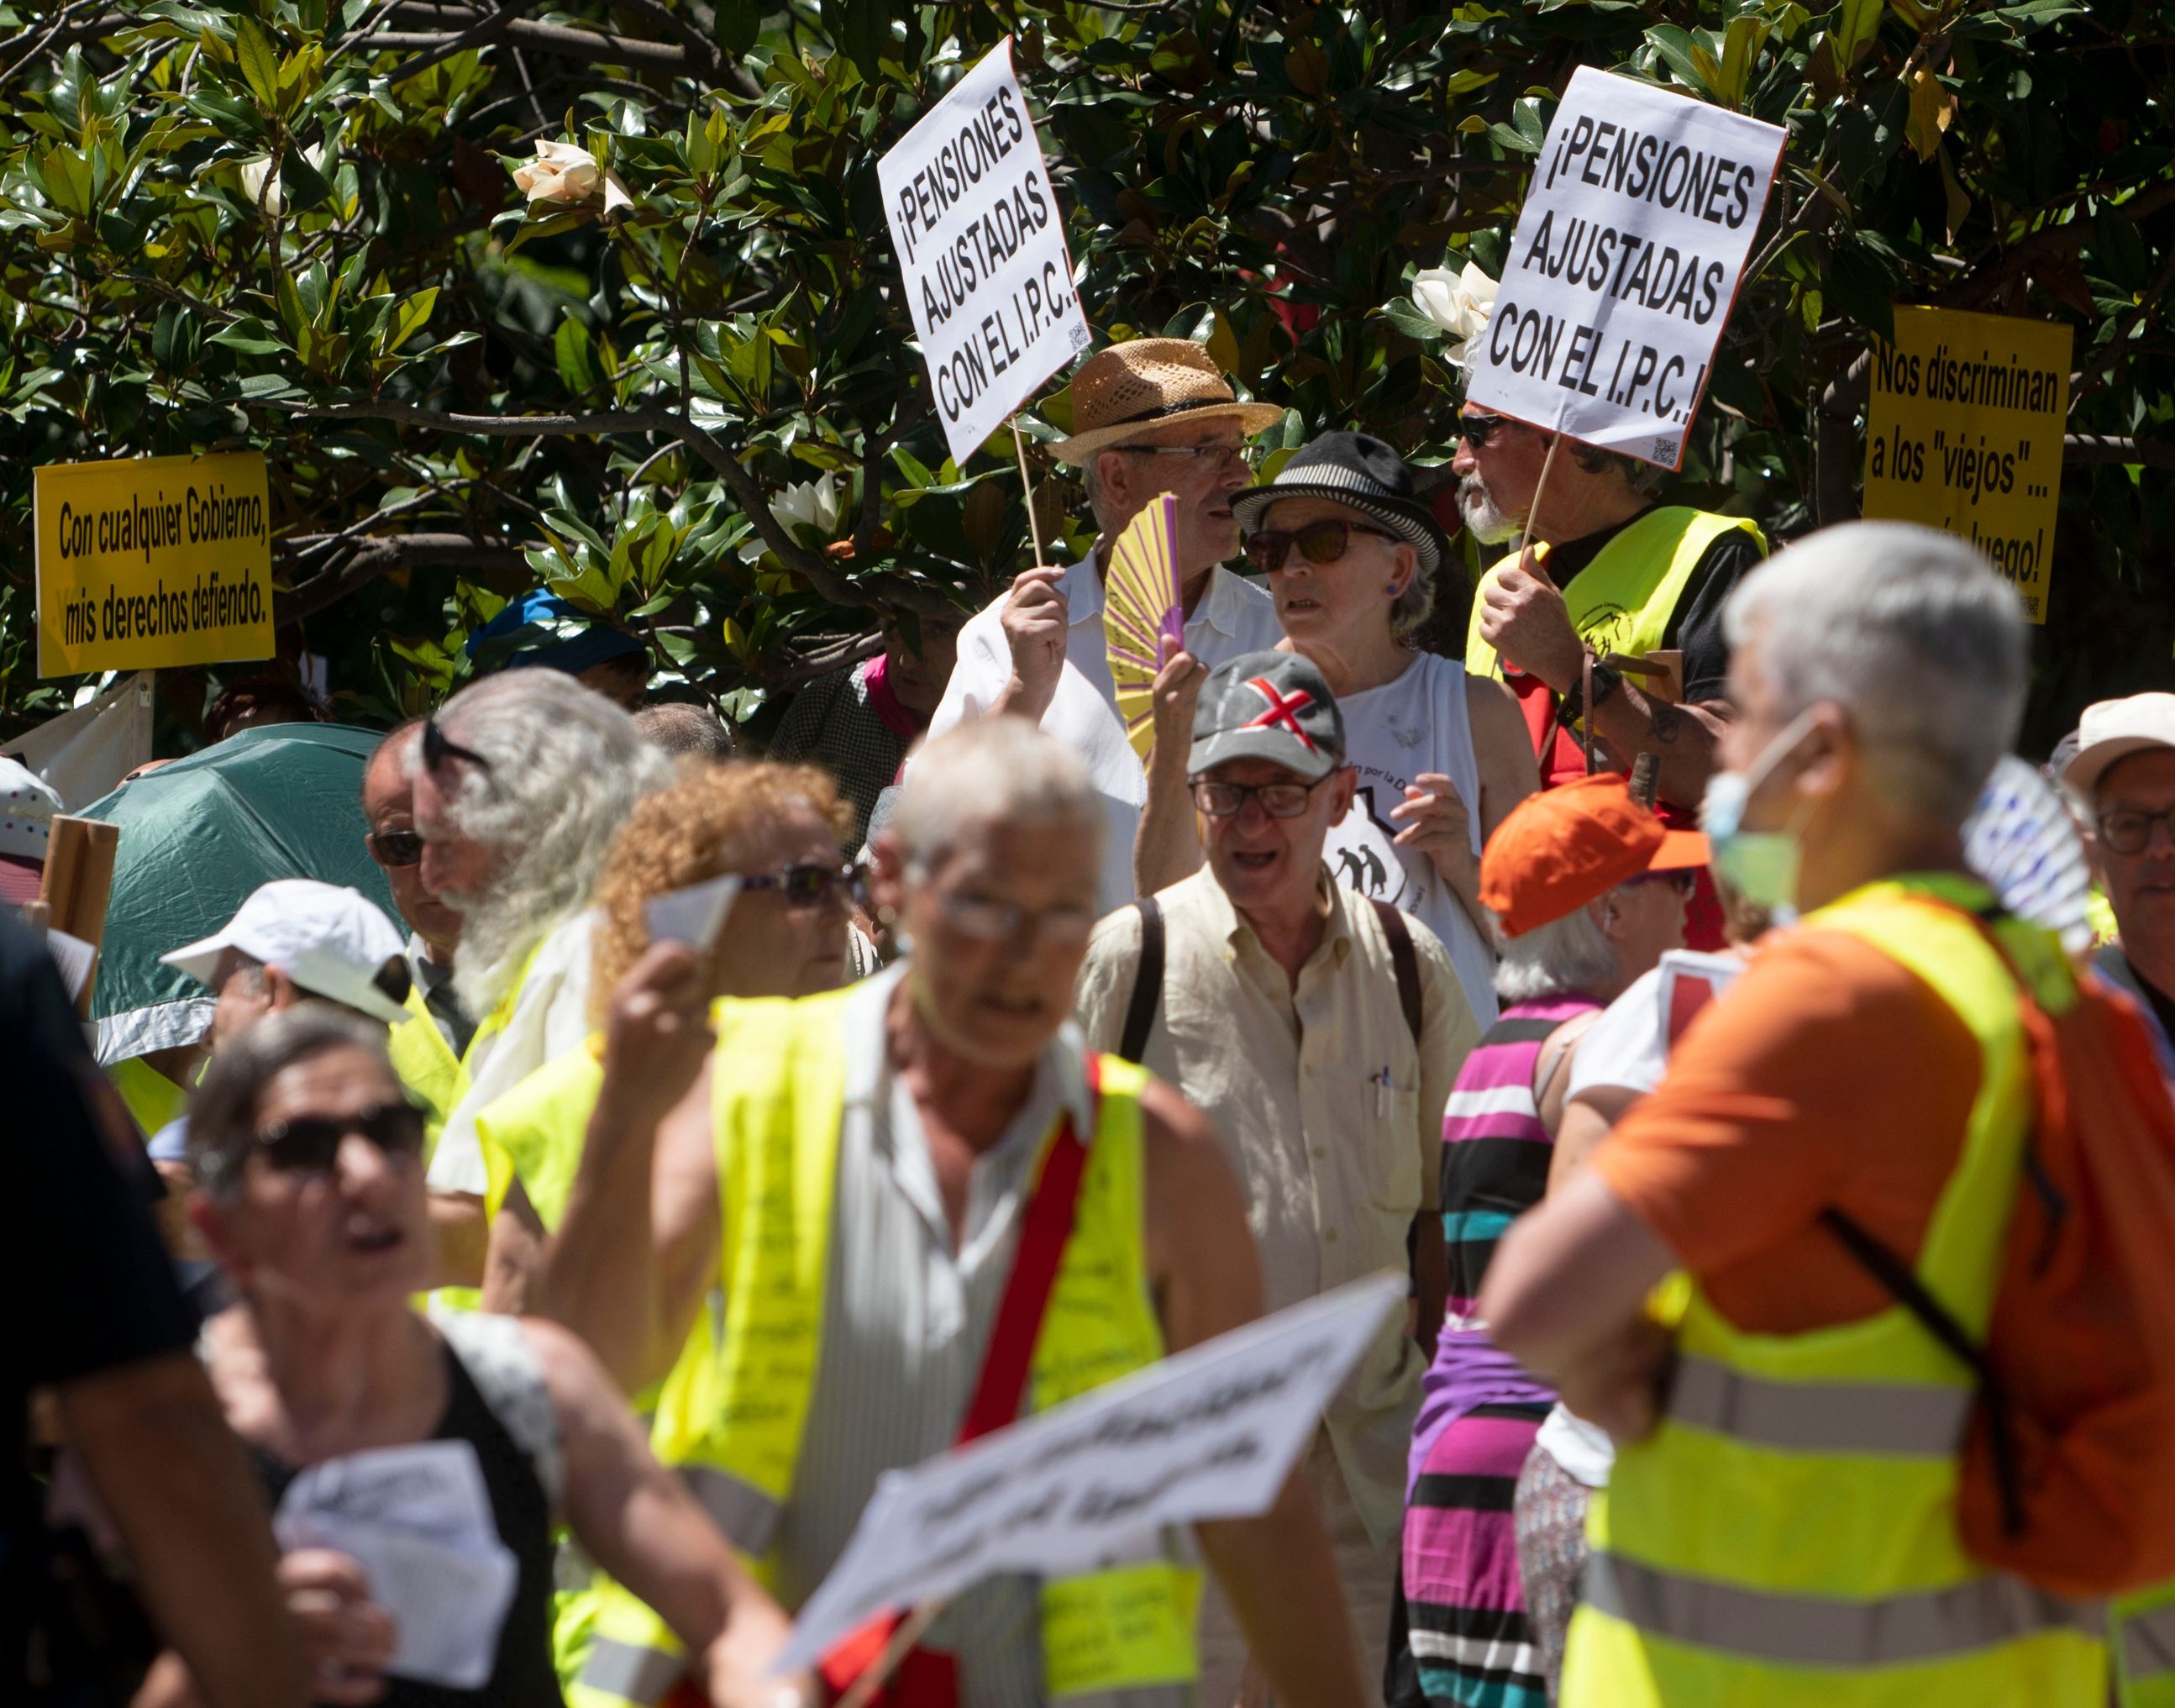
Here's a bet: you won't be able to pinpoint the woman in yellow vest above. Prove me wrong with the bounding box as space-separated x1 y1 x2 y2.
1479 525 2115 1705
536 717 1374 1708
475 760 859 1284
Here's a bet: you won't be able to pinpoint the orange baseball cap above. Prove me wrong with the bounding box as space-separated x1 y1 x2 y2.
1479 773 1710 938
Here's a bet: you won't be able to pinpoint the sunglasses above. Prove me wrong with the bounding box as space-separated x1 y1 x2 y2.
367 828 423 869
421 716 492 775
739 861 855 908
1628 868 1700 897
1243 518 1400 574
1458 413 1513 449
246 1101 428 1179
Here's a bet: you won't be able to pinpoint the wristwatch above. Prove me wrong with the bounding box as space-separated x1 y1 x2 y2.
1557 655 1623 728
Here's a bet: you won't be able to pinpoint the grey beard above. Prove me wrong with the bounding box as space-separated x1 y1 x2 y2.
448 889 555 1020
1457 476 1521 546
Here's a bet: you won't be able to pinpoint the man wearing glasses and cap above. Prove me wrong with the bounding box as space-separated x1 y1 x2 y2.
1077 651 1480 1707
1452 403 1764 944
927 337 1288 918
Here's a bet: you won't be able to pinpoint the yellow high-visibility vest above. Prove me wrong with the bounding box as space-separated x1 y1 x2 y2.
571 988 1200 1708
109 1054 189 1138
1563 874 2109 1707
387 982 462 1164
475 1043 602 1228
1463 505 1764 682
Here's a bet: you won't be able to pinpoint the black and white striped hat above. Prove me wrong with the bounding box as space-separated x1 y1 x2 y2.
1230 431 1450 580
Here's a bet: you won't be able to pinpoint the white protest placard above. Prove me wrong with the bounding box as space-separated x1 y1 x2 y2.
1466 67 1785 470
774 1272 1403 1675
880 37 1093 466
644 873 739 954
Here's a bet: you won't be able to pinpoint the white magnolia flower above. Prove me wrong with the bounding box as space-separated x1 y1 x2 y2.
511 139 634 216
1410 260 1499 365
742 474 842 561
237 145 325 218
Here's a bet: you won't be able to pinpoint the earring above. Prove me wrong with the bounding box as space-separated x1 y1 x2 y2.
1384 584 1400 596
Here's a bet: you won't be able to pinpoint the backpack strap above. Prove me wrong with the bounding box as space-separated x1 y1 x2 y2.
1816 1206 2024 1537
1116 896 1164 1065
1370 898 1423 1045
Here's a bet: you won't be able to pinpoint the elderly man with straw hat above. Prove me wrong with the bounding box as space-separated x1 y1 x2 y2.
927 337 1287 917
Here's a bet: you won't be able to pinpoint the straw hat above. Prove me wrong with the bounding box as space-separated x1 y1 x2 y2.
1049 339 1283 466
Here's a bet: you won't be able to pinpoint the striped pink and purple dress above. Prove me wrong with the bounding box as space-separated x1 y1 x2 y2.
1391 996 1598 1708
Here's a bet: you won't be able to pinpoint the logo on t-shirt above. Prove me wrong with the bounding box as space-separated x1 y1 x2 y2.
1324 781 1418 909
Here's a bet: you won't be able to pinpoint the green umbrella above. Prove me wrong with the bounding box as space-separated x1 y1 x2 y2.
81 722 401 1064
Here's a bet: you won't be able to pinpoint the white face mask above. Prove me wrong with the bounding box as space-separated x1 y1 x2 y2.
1700 707 1823 922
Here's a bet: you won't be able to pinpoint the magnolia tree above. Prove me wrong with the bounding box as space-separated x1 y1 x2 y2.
1 0 2169 749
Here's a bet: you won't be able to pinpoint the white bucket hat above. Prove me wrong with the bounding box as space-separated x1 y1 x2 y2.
160 879 411 1025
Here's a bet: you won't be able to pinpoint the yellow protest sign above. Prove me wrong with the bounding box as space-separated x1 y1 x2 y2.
35 452 276 677
1862 306 2073 623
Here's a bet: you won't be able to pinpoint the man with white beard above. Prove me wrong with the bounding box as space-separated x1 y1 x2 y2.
1449 402 1763 949
412 670 673 1297
1451 403 1763 819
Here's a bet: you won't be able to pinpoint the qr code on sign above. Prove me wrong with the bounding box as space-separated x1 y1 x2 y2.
1070 322 1090 351
1651 436 1680 465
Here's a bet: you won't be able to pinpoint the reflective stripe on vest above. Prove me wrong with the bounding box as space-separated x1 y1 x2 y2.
1668 1352 1974 1457
575 989 1198 1708
1585 1549 2099 1669
1462 506 1765 682
1563 875 2109 1706
2115 1581 2175 1706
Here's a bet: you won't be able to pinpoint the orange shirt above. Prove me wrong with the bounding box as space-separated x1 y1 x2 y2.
1592 927 1984 1335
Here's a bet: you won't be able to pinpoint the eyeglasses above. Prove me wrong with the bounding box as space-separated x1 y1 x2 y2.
1113 440 1256 470
1457 413 1513 449
1190 774 1331 819
1627 868 1700 897
2098 808 2175 856
421 716 492 775
929 890 1098 949
244 1102 428 1180
739 861 855 908
1243 517 1400 574
367 828 423 869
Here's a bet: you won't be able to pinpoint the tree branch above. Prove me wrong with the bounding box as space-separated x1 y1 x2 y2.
270 397 952 613
2064 434 2175 470
276 533 535 623
361 16 690 71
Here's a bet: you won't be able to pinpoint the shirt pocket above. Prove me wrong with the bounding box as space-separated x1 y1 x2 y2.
1335 1062 1424 1215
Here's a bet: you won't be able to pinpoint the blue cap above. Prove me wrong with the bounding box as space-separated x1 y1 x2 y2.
464 590 646 678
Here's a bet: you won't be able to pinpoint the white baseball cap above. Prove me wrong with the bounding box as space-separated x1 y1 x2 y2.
2062 693 2175 802
160 879 412 1025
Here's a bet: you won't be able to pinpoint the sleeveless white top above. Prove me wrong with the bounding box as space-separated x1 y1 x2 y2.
1321 651 1499 1027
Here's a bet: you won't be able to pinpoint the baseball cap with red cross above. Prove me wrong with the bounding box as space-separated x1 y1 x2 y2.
1187 649 1346 783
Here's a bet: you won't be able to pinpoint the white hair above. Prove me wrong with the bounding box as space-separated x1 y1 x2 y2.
1081 450 1118 534
1490 903 1616 1005
1724 522 2027 823
893 718 1103 872
436 670 674 1014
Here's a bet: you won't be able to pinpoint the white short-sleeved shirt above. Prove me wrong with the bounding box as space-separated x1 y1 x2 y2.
926 552 1283 918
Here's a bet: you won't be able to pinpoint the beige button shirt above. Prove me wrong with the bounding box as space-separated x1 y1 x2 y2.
1074 867 1479 1545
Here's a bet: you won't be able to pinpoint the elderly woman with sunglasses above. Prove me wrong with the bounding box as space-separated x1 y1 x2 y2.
140 1006 799 1708
472 759 859 1314
1138 433 1535 1027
